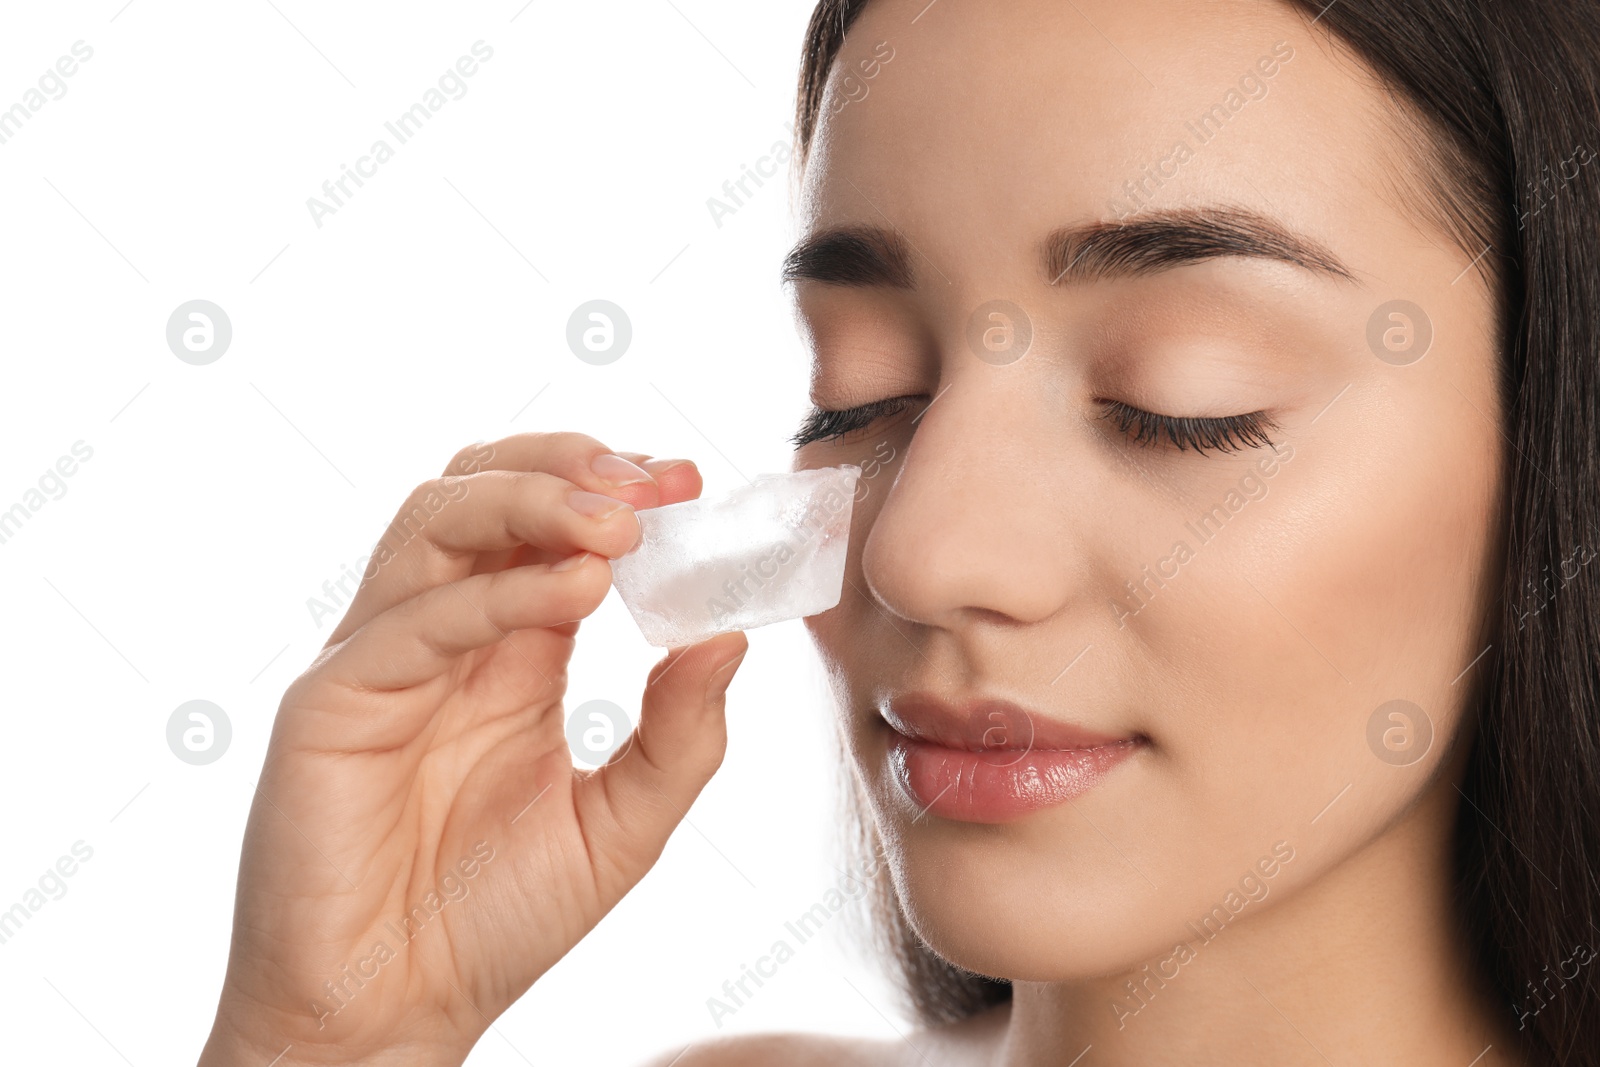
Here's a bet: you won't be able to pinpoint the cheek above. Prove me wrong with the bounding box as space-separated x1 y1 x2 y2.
1263 383 1498 736
1121 375 1500 846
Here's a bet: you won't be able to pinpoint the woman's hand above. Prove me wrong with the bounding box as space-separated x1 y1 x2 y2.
199 433 748 1066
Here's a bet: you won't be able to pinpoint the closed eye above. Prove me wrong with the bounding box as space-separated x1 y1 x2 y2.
1097 399 1278 455
791 396 921 446
791 394 1277 456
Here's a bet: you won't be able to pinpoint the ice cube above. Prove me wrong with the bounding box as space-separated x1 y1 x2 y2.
610 464 861 646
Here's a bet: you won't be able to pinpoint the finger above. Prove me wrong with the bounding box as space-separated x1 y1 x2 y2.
463 455 702 582
328 433 659 644
615 455 703 507
397 470 642 561
447 434 662 512
574 630 749 886
321 551 612 700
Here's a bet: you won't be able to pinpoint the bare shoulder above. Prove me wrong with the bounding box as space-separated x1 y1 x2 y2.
638 1003 1010 1067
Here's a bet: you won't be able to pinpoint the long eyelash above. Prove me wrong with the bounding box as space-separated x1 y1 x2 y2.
1099 399 1277 455
791 396 918 446
793 396 1276 454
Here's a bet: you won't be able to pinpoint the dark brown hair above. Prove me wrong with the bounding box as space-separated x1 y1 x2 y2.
795 2 1600 1062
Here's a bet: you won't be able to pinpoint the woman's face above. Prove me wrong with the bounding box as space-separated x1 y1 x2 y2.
792 0 1503 981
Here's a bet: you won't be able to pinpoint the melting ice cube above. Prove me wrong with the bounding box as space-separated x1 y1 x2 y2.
610 464 861 647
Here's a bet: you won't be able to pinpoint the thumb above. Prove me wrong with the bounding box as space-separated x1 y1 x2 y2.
574 630 749 888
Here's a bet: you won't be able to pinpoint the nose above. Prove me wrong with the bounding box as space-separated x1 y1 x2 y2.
860 365 1088 630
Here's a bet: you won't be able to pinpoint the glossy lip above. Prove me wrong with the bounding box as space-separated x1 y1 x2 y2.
880 692 1145 823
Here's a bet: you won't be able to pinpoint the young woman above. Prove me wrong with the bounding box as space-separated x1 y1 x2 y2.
200 1 1600 1063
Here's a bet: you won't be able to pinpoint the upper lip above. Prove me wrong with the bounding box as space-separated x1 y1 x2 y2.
879 691 1134 752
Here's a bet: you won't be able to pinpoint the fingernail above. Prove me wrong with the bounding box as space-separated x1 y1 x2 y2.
591 453 653 487
705 651 746 699
567 489 628 520
552 551 592 572
644 457 695 474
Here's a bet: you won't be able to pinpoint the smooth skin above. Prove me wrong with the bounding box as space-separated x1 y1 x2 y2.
199 436 747 1065
756 0 1518 1064
206 0 1524 1064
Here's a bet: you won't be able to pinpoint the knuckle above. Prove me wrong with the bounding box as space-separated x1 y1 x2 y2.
481 565 519 605
506 469 565 499
391 479 462 546
413 621 454 663
405 477 448 507
392 584 433 628
445 439 496 476
699 738 728 776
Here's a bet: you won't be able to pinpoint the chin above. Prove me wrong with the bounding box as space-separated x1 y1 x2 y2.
886 846 1181 983
855 753 1183 983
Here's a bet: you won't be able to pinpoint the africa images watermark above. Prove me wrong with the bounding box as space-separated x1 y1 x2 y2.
705 120 795 230
0 840 94 948
823 38 895 118
1517 143 1593 231
305 40 495 229
704 468 858 628
1105 40 1294 221
1513 539 1595 630
703 39 894 231
0 40 95 148
1514 941 1596 1031
305 440 494 627
1109 440 1296 628
0 440 94 548
1111 840 1296 1029
851 437 897 504
705 845 887 1028
307 840 496 1030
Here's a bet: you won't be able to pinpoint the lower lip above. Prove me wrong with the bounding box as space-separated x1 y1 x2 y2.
887 734 1142 823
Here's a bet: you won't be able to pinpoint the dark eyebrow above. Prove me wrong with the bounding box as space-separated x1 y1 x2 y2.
781 205 1356 291
781 224 916 288
1044 206 1356 285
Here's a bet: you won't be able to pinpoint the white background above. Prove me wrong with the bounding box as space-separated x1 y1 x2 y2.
0 2 910 1062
